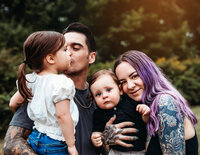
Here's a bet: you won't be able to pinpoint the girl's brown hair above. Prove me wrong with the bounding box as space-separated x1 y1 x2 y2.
18 31 65 102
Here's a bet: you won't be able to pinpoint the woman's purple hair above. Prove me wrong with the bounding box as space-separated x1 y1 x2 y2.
114 50 198 135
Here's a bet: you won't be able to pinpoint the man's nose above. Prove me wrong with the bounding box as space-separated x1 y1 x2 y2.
67 46 73 54
68 50 72 56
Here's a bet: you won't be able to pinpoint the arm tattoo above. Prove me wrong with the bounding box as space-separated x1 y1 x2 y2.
157 95 185 155
3 126 37 155
101 124 123 145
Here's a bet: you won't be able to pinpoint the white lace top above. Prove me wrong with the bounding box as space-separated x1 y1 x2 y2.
23 73 79 141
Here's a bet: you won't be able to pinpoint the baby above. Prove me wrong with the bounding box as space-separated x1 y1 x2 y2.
89 69 150 155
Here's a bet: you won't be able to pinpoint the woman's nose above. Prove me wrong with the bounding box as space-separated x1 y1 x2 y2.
127 80 135 89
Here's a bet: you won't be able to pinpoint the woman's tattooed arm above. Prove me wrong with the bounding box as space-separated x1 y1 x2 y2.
157 95 185 155
3 126 37 155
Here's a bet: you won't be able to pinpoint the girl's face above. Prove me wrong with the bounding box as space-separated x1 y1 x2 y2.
90 74 122 110
115 61 144 102
54 43 72 72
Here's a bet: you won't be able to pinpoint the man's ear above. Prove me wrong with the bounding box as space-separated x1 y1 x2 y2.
45 54 55 64
88 52 96 64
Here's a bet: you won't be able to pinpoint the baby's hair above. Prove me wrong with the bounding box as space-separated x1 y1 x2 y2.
17 31 65 103
88 69 119 99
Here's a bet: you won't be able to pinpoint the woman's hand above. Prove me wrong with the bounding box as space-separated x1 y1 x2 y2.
101 115 138 148
91 132 103 147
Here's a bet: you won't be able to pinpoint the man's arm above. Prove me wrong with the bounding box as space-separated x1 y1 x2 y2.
3 126 36 155
3 126 37 155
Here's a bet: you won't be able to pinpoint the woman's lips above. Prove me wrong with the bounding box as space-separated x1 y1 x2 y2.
129 88 141 96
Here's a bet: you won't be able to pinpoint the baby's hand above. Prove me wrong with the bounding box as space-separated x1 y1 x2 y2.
91 132 103 147
136 104 150 123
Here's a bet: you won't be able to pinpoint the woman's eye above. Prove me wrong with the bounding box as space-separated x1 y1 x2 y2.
120 81 126 85
131 74 138 79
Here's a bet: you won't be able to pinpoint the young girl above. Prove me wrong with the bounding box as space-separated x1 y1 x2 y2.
114 50 198 154
89 69 150 155
9 31 79 155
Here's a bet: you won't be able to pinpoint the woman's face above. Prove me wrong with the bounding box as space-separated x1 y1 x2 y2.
115 61 144 102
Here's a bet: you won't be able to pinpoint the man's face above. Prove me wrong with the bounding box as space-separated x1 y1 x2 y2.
64 32 95 76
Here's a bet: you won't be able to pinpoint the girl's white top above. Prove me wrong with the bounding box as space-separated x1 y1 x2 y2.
24 73 79 141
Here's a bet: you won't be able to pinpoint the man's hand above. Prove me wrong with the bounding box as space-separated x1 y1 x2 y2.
101 115 138 148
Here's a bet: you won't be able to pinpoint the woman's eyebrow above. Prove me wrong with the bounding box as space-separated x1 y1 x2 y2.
129 71 136 77
118 71 137 82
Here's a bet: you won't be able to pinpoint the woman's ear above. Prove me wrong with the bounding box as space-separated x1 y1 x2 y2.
45 54 55 65
88 52 96 64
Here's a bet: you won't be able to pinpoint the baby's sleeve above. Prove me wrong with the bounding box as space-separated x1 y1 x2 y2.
52 75 76 104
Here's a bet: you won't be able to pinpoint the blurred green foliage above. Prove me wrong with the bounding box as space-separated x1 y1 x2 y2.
0 0 200 137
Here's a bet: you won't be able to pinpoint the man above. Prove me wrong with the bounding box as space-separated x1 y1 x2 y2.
3 23 136 155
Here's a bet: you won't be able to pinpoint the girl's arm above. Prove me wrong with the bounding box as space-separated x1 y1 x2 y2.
157 94 185 155
55 99 78 155
9 91 24 111
136 104 150 123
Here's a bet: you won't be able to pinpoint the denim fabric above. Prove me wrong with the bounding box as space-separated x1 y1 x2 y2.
28 129 68 155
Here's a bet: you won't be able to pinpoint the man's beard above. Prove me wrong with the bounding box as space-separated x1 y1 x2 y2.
64 65 88 77
67 70 83 77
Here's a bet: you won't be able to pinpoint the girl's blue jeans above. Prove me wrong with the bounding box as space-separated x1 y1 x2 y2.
28 129 69 155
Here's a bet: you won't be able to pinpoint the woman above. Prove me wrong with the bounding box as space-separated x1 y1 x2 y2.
113 50 198 154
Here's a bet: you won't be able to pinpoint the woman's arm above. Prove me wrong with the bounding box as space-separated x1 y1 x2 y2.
55 99 78 155
157 94 185 154
9 91 24 111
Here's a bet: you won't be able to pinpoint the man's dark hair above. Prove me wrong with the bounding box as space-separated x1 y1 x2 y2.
63 22 96 52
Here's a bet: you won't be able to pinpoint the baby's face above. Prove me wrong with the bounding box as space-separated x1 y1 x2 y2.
90 74 122 110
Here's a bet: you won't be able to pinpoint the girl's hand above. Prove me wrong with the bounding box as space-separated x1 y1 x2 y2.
91 132 102 147
68 145 78 155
